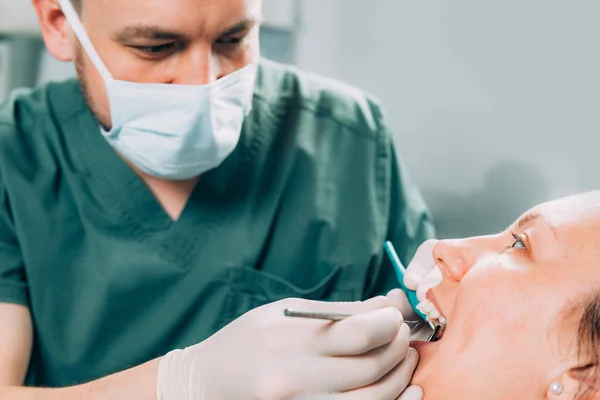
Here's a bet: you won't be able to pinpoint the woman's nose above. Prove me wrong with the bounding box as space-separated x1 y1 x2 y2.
432 239 475 282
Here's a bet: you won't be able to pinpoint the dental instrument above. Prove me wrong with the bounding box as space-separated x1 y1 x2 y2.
283 309 352 321
283 308 425 332
283 241 450 341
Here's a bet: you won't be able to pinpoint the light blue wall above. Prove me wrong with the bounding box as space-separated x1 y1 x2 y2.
295 0 600 238
0 36 44 95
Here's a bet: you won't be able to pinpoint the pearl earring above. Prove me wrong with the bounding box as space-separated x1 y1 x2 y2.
549 382 563 395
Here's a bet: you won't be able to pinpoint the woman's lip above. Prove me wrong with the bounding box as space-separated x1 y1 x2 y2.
410 340 433 351
426 288 447 320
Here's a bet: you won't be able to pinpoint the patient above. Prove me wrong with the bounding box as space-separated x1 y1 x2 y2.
408 191 600 400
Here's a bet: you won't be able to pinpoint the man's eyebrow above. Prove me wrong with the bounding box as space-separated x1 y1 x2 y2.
114 25 183 42
219 17 261 37
517 212 542 230
113 18 260 42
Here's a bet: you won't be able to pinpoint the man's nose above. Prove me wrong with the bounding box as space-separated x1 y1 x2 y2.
432 239 476 282
173 45 221 85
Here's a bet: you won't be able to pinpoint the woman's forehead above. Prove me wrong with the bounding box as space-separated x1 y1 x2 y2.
531 192 600 229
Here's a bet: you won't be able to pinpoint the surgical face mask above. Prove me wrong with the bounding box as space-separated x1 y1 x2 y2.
58 0 256 180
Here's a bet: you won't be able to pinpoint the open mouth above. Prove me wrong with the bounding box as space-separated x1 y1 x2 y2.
416 290 447 342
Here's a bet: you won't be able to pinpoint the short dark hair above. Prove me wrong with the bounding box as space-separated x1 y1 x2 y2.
573 292 600 399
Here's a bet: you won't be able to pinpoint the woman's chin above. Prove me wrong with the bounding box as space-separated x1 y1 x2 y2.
409 341 439 387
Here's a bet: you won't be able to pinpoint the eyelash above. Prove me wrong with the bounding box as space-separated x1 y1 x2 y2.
134 43 176 55
133 35 244 56
511 233 527 250
216 37 244 45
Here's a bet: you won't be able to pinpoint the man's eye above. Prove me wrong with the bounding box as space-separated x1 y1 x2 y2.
133 43 176 55
216 36 244 46
511 233 527 249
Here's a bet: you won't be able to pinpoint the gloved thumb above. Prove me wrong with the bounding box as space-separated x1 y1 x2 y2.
397 385 423 400
404 239 438 291
386 289 414 318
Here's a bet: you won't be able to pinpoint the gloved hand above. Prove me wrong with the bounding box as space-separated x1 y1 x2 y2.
157 296 422 400
404 239 441 301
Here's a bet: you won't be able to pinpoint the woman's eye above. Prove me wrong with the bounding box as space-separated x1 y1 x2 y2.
511 233 527 249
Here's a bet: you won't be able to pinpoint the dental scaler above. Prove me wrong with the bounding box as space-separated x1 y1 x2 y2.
284 242 446 342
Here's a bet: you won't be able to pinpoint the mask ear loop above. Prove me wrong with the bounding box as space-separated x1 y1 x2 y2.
56 0 113 82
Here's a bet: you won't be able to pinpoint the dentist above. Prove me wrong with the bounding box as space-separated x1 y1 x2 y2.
0 0 434 398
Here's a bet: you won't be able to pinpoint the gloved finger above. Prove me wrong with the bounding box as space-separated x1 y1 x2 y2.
316 324 411 393
386 289 414 317
387 289 430 339
396 385 424 400
320 307 404 356
361 295 395 310
415 266 443 302
404 239 438 291
329 347 420 400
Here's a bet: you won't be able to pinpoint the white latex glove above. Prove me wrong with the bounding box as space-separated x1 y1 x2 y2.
157 296 422 400
404 239 442 301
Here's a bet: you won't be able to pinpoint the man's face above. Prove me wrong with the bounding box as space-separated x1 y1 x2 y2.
66 0 262 128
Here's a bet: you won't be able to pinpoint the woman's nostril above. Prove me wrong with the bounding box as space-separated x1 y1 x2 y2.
435 257 449 275
435 257 462 282
432 240 473 281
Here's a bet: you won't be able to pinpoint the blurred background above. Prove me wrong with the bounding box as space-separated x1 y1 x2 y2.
1 0 598 238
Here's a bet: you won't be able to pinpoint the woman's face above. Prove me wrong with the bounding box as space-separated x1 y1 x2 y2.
411 193 600 399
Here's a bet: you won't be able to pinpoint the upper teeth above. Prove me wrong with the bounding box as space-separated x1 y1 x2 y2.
416 267 444 302
416 298 445 326
414 267 446 329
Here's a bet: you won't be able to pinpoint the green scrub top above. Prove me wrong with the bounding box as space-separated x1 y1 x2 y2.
0 59 434 387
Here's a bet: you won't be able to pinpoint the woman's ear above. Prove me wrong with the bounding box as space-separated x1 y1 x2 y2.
547 365 600 400
31 0 75 62
570 365 600 398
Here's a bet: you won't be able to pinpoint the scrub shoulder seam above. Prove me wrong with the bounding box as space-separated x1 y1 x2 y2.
300 102 382 141
253 93 387 143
